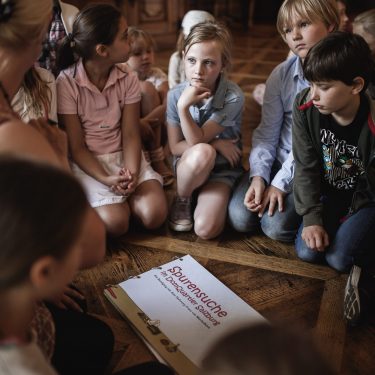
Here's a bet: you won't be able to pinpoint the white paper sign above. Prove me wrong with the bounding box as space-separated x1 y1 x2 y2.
119 255 265 366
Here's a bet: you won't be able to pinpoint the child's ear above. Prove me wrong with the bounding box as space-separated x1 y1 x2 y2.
352 76 365 95
328 24 335 33
29 256 58 298
96 44 109 58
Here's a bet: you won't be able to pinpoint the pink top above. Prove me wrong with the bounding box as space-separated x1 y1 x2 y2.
57 60 141 155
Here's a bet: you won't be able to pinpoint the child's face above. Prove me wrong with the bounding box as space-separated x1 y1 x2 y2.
107 16 130 64
353 24 375 58
283 15 332 60
183 40 223 92
310 80 359 118
336 1 349 32
127 40 155 78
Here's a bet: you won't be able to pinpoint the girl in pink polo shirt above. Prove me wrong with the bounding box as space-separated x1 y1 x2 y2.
56 4 167 237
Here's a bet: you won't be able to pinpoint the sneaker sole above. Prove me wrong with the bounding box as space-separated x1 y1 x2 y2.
344 265 361 325
168 220 193 232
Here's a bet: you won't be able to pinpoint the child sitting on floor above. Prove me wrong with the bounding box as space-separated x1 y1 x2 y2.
167 21 244 239
0 156 112 375
56 4 167 237
228 0 339 242
126 27 174 187
292 32 375 324
0 156 175 375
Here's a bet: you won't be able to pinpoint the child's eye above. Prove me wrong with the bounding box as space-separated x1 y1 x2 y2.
300 21 310 28
316 83 330 91
283 27 291 34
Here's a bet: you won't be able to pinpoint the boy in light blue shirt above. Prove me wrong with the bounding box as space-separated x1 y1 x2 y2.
228 0 339 241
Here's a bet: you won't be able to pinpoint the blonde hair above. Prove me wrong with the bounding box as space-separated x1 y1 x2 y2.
0 0 52 48
128 27 156 54
276 0 339 40
353 9 375 38
13 67 52 120
183 22 232 73
176 30 185 58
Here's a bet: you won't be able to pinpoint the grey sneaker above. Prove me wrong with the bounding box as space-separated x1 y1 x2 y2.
344 265 361 325
169 196 193 232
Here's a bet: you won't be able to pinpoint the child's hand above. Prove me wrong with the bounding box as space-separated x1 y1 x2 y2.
302 225 329 252
103 173 128 190
212 138 241 167
178 85 211 108
258 185 286 217
47 285 86 313
111 168 138 196
244 176 265 212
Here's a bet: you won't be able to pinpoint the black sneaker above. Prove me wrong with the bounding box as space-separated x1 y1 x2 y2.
344 265 362 325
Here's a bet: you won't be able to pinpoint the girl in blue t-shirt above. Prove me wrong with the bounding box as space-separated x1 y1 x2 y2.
166 21 244 239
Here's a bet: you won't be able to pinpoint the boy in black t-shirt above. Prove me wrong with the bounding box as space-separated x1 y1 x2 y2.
292 32 375 325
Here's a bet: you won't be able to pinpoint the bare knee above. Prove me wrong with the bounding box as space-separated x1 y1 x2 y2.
184 144 216 173
96 205 129 237
141 206 167 229
131 182 168 229
104 216 129 237
194 215 223 240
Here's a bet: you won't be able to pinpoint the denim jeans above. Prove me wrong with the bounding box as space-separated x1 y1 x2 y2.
295 199 375 272
228 170 301 242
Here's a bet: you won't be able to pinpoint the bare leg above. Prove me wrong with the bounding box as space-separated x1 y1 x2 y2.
194 182 231 240
95 202 130 237
129 179 167 229
78 208 106 268
176 143 216 197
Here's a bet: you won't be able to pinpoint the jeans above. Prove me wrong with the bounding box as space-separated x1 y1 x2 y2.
295 200 375 272
228 170 301 242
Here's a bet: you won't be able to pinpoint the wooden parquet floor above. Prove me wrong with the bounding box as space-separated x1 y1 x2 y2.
74 25 375 375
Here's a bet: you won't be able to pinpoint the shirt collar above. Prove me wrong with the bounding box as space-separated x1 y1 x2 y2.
73 59 129 92
292 55 304 80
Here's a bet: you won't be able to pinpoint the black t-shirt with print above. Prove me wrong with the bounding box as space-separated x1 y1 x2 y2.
319 95 368 214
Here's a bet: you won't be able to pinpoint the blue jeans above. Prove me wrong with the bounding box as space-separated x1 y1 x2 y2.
228 170 301 242
295 199 375 272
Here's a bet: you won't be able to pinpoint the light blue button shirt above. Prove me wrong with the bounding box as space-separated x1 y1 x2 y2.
249 54 309 192
167 75 244 147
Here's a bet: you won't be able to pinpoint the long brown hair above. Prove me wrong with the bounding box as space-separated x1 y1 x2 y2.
57 4 123 71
